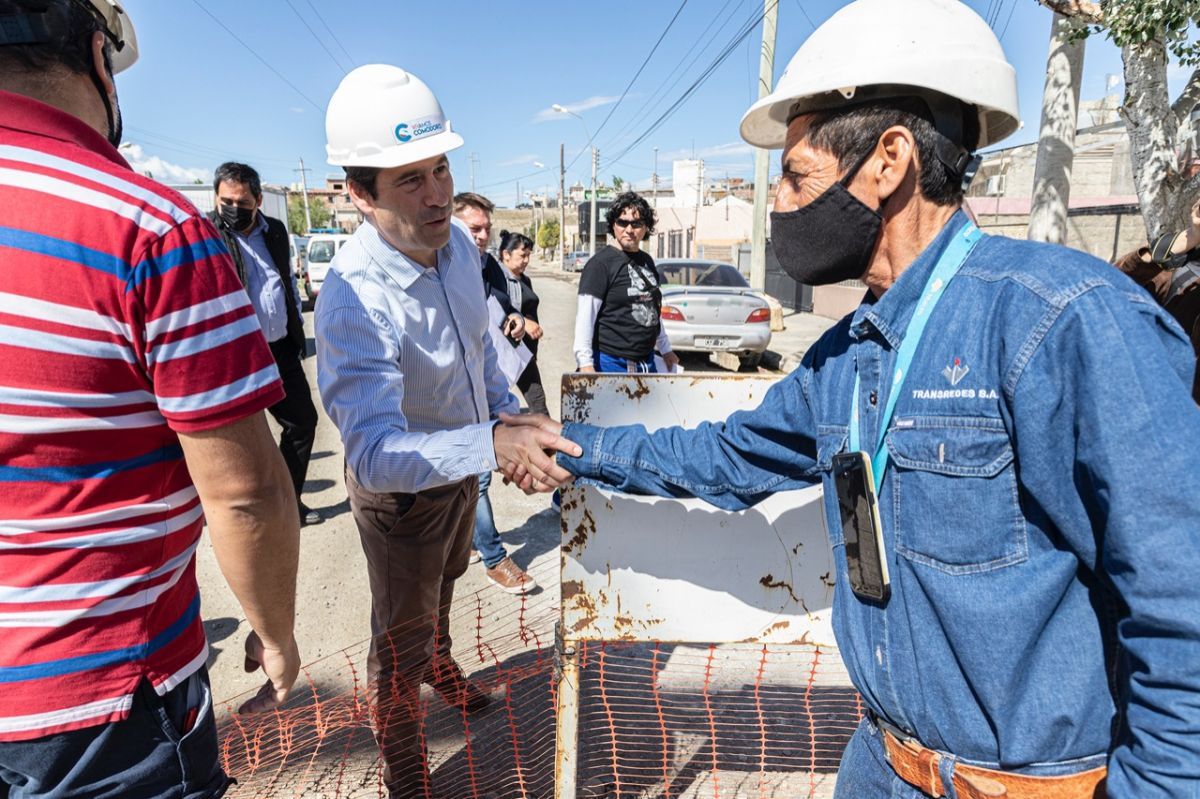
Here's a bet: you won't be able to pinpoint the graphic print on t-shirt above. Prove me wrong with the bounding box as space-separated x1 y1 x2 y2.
627 263 659 327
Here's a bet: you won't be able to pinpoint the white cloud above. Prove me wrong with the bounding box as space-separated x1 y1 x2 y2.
289 106 306 114
499 153 540 167
532 95 621 123
118 143 210 185
660 141 756 161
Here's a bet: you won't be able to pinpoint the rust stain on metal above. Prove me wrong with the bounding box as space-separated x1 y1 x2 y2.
562 580 584 603
614 376 651 401
567 587 598 634
562 507 596 554
820 571 836 588
759 573 801 604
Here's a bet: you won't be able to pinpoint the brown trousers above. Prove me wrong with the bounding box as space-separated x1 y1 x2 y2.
346 465 477 799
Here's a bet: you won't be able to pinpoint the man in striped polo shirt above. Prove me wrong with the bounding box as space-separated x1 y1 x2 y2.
0 1 301 796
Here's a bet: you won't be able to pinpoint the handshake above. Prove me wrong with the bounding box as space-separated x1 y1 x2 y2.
492 412 581 494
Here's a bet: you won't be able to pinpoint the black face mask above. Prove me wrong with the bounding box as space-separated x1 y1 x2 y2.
219 204 256 231
769 149 882 286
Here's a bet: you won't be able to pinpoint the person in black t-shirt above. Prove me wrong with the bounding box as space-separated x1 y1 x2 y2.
573 192 680 373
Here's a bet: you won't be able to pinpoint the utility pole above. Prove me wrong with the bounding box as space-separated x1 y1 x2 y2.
725 171 730 221
750 0 778 290
652 146 659 209
559 142 566 266
693 160 703 257
468 152 479 193
589 147 599 258
295 157 313 233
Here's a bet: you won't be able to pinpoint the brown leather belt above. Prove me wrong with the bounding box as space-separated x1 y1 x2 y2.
876 719 1106 799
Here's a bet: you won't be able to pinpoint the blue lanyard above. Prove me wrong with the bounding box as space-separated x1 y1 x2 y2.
849 223 983 483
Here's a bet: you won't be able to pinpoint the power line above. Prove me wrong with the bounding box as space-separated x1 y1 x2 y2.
604 0 780 168
792 0 816 30
999 0 1020 42
124 125 298 167
574 0 690 161
283 0 349 73
302 0 355 66
188 0 323 112
595 0 743 161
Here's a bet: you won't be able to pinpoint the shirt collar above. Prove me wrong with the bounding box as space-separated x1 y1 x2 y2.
360 219 451 290
849 210 970 349
0 90 128 168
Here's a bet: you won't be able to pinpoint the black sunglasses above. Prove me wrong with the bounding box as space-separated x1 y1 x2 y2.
614 219 646 230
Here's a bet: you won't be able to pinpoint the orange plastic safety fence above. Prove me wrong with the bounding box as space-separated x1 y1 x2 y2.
215 560 861 798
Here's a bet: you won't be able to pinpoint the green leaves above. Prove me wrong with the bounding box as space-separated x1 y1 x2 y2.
1072 0 1200 66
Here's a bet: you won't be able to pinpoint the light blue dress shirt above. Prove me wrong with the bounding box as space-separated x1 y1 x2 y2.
314 218 518 494
233 212 302 343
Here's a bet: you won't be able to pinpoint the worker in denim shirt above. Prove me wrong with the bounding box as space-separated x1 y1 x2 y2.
502 1 1200 795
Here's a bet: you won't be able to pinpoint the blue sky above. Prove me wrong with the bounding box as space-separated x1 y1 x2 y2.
115 0 1183 208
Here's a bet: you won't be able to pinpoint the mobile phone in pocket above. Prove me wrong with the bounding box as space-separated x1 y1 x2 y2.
832 451 891 603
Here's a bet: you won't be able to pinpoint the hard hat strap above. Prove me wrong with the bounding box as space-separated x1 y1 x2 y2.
786 84 978 187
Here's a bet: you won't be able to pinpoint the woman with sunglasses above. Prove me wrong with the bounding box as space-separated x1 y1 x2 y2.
573 191 680 373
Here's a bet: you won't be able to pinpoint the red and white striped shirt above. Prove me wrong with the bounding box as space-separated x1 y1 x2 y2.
0 91 284 741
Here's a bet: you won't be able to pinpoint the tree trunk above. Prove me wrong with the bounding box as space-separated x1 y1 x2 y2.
1028 13 1086 244
1121 38 1183 240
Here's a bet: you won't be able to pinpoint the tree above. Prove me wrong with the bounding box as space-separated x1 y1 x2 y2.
611 175 626 193
1027 13 1086 244
537 218 560 255
1038 0 1200 240
287 194 331 233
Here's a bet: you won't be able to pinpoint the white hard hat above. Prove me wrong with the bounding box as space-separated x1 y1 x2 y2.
87 0 138 73
740 0 1019 151
325 65 465 168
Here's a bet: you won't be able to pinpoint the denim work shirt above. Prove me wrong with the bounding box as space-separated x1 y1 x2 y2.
562 211 1200 796
315 218 517 494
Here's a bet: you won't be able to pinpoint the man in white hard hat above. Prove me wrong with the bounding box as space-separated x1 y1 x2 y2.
503 0 1200 795
314 64 580 798
0 0 302 796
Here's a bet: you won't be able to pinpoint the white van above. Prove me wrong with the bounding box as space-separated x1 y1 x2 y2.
304 233 351 301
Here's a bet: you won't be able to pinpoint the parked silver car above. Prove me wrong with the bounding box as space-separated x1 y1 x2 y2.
657 259 772 369
563 250 590 272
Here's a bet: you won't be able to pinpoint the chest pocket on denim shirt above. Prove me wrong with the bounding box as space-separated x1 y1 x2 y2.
885 418 1027 575
816 426 848 547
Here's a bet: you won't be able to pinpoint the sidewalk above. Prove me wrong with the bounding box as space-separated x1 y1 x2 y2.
762 310 840 373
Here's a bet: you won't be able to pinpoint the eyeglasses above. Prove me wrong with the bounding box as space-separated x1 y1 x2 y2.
614 219 646 230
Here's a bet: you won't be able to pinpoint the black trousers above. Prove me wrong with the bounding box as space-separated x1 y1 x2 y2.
268 338 318 502
516 358 548 416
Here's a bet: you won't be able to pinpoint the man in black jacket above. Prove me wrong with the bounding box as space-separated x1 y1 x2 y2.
209 162 321 526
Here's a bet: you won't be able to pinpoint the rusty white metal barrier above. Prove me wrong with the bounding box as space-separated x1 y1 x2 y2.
555 373 836 799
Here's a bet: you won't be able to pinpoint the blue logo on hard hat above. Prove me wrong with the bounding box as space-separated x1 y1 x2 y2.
394 116 445 145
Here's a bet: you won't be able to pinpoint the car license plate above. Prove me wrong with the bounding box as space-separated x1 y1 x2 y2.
696 336 735 349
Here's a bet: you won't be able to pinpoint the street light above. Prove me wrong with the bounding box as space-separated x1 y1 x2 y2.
554 104 599 259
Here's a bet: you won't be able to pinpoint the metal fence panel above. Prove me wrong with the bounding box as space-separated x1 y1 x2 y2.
559 374 835 647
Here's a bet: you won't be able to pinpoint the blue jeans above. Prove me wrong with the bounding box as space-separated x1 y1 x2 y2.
0 668 229 799
834 718 929 798
595 351 657 373
473 470 507 568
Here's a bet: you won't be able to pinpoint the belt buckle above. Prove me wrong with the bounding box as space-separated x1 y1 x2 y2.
874 713 917 758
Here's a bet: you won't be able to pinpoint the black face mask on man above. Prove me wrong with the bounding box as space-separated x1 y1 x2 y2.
769 148 882 286
218 204 257 231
